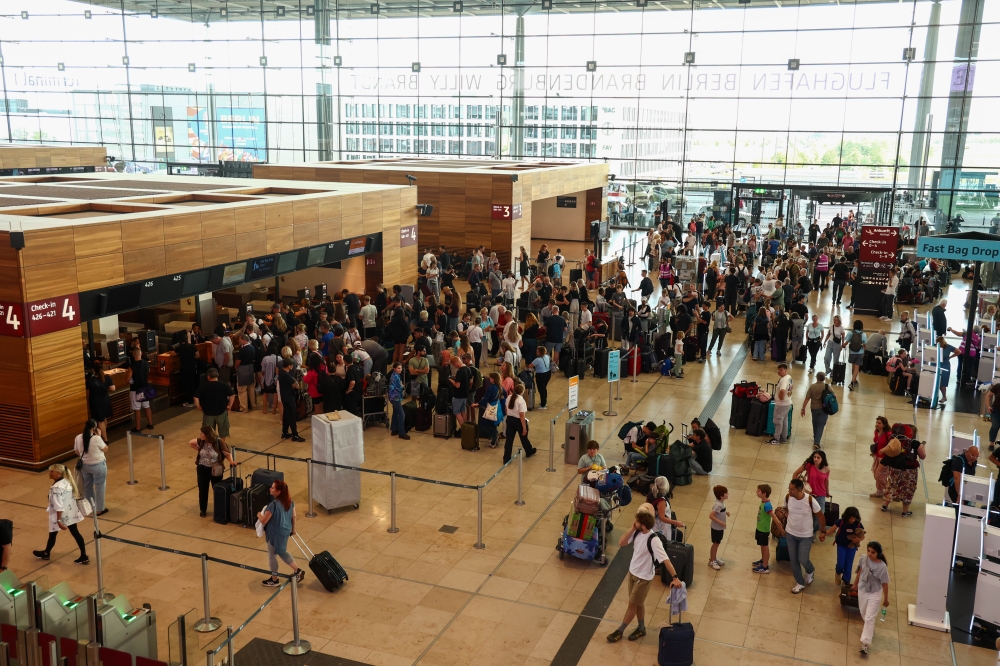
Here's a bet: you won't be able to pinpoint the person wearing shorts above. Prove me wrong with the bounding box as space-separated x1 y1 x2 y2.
194 368 235 443
126 346 155 433
607 511 681 643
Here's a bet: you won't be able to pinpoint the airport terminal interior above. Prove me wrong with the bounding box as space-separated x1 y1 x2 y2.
0 0 1000 665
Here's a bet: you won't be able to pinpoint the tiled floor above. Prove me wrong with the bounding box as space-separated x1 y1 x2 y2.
2 238 995 666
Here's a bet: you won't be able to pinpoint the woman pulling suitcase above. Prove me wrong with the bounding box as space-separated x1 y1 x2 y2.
257 480 306 587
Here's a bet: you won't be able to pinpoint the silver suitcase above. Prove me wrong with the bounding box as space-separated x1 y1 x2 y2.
433 413 453 438
525 386 535 411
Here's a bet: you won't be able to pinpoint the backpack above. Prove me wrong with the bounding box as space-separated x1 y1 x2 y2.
470 366 484 391
252 336 266 363
645 531 671 568
848 331 864 353
938 456 959 487
754 317 769 339
822 386 839 415
618 421 644 442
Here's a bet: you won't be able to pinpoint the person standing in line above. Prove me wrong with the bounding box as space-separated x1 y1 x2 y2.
852 541 891 655
870 416 892 498
502 384 537 464
257 480 306 587
843 320 867 391
194 368 235 448
278 359 305 442
830 256 850 305
531 346 551 410
822 315 845 376
647 476 685 541
767 363 793 445
897 311 916 355
211 331 234 385
708 485 729 570
189 425 236 518
706 301 733 357
784 478 826 594
234 335 257 412
126 346 155 434
74 420 109 516
85 365 116 442
33 464 89 565
879 268 899 322
607 511 682 643
931 299 948 339
388 362 410 440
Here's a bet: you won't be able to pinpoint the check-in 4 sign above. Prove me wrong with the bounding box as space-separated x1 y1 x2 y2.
0 293 80 337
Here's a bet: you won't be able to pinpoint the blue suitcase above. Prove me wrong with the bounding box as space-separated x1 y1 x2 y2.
657 611 694 666
764 401 793 437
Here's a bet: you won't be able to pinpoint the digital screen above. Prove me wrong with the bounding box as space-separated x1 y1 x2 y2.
249 255 276 280
306 245 328 267
221 262 248 286
140 273 184 308
556 196 577 208
277 250 301 274
181 270 210 296
105 283 142 314
348 237 367 256
326 241 350 263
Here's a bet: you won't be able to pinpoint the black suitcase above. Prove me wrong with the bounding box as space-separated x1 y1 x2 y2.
292 534 348 591
745 399 768 436
251 456 284 490
831 361 847 385
658 614 695 666
435 386 452 414
230 483 264 528
212 474 243 524
839 581 859 609
569 268 583 283
871 355 888 376
730 395 752 429
403 402 417 431
461 422 479 451
654 333 672 361
642 351 656 374
594 347 611 378
574 358 587 379
861 350 874 374
415 405 433 431
796 344 808 362
683 337 698 362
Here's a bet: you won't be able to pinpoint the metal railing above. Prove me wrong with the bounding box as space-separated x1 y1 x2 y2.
125 430 168 490
230 444 526 550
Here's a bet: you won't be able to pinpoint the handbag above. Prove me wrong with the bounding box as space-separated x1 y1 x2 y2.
725 324 732 334
483 401 500 422
211 461 225 477
254 518 265 538
77 498 93 517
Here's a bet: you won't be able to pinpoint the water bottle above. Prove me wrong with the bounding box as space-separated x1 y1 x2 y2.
880 607 887 622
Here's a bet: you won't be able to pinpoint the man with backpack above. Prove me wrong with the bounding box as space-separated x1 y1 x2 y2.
800 373 834 450
607 511 682 643
944 446 979 504
624 421 659 470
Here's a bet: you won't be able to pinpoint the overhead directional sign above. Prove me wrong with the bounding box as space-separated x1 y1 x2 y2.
918 237 1000 261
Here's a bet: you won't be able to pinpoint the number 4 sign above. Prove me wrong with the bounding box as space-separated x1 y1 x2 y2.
0 301 25 338
25 293 80 337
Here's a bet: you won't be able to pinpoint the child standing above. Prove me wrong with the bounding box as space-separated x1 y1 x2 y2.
673 336 685 378
852 541 890 655
753 484 782 574
708 485 729 570
825 506 865 584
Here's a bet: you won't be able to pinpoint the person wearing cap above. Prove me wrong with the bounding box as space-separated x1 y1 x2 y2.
352 341 372 377
211 332 234 386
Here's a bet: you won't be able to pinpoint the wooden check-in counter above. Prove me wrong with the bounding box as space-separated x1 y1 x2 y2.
0 173 418 470
254 159 609 270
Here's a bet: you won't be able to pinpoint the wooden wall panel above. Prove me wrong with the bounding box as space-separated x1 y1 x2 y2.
362 209 384 235
264 202 294 228
163 212 203 245
31 359 84 405
21 228 77 267
202 235 237 267
165 241 203 275
236 231 268 260
201 209 236 239
318 196 342 220
0 264 24 302
121 217 164 252
73 222 122 258
317 217 343 240
265 226 294 254
342 214 363 238
0 369 31 406
237 205 266 233
123 247 166 282
36 390 88 440
22 260 78 301
0 336 28 372
26 327 81 372
292 198 319 225
77 253 125 292
293 223 318 248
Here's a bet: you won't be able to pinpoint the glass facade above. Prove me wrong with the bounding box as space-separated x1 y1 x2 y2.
1 0 996 228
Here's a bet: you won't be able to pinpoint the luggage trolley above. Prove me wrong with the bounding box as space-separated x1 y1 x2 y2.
556 472 629 567
361 372 388 429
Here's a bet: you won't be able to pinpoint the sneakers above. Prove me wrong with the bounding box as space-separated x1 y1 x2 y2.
627 627 646 641
281 433 292 440
880 504 889 512
291 435 306 443
791 583 805 594
709 560 721 570
296 569 306 583
765 438 781 445
752 559 763 567
74 555 90 565
607 629 623 643
33 550 50 560
804 572 814 585
262 577 280 587
753 565 770 574
901 511 913 517
860 642 870 655
715 558 726 566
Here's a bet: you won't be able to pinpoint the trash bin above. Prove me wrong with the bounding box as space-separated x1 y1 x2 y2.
565 411 595 465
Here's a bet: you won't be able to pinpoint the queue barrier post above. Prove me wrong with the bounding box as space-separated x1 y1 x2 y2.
226 626 234 666
547 418 557 473
126 432 137 485
0 641 9 666
515 449 525 506
282 575 310 656
91 501 114 602
305 460 316 519
193 554 221 633
603 381 618 417
49 640 57 666
158 435 169 491
387 472 399 534
474 487 485 550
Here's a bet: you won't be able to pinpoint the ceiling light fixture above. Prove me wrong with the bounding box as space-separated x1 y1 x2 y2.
188 63 196 72
21 11 28 19
276 6 285 16
306 5 315 15
497 54 507 66
453 1 463 11
150 8 158 17
684 52 695 64
371 3 380 13
84 10 92 18
220 7 228 17
586 61 597 71
57 63 65 71
412 62 421 72
541 0 553 10
787 58 799 70
260 56 268 66
334 55 343 66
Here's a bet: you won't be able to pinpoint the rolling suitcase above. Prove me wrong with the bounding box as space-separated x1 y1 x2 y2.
839 581 859 609
403 401 417 431
525 386 535 411
657 611 694 666
212 472 243 524
415 404 433 431
824 497 839 526
662 533 694 588
831 350 847 385
569 268 583 283
460 421 479 451
796 344 808 363
433 413 453 438
594 347 611 378
292 534 348 591
654 333 672 361
251 456 284 490
230 483 266 528
763 402 793 438
745 399 768 436
776 536 790 561
683 336 698 362
730 396 752 429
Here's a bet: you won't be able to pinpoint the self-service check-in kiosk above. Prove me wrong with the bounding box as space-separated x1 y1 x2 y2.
96 595 157 660
951 426 980 457
917 345 942 409
0 569 30 629
973 526 1000 634
954 470 994 569
909 503 956 632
